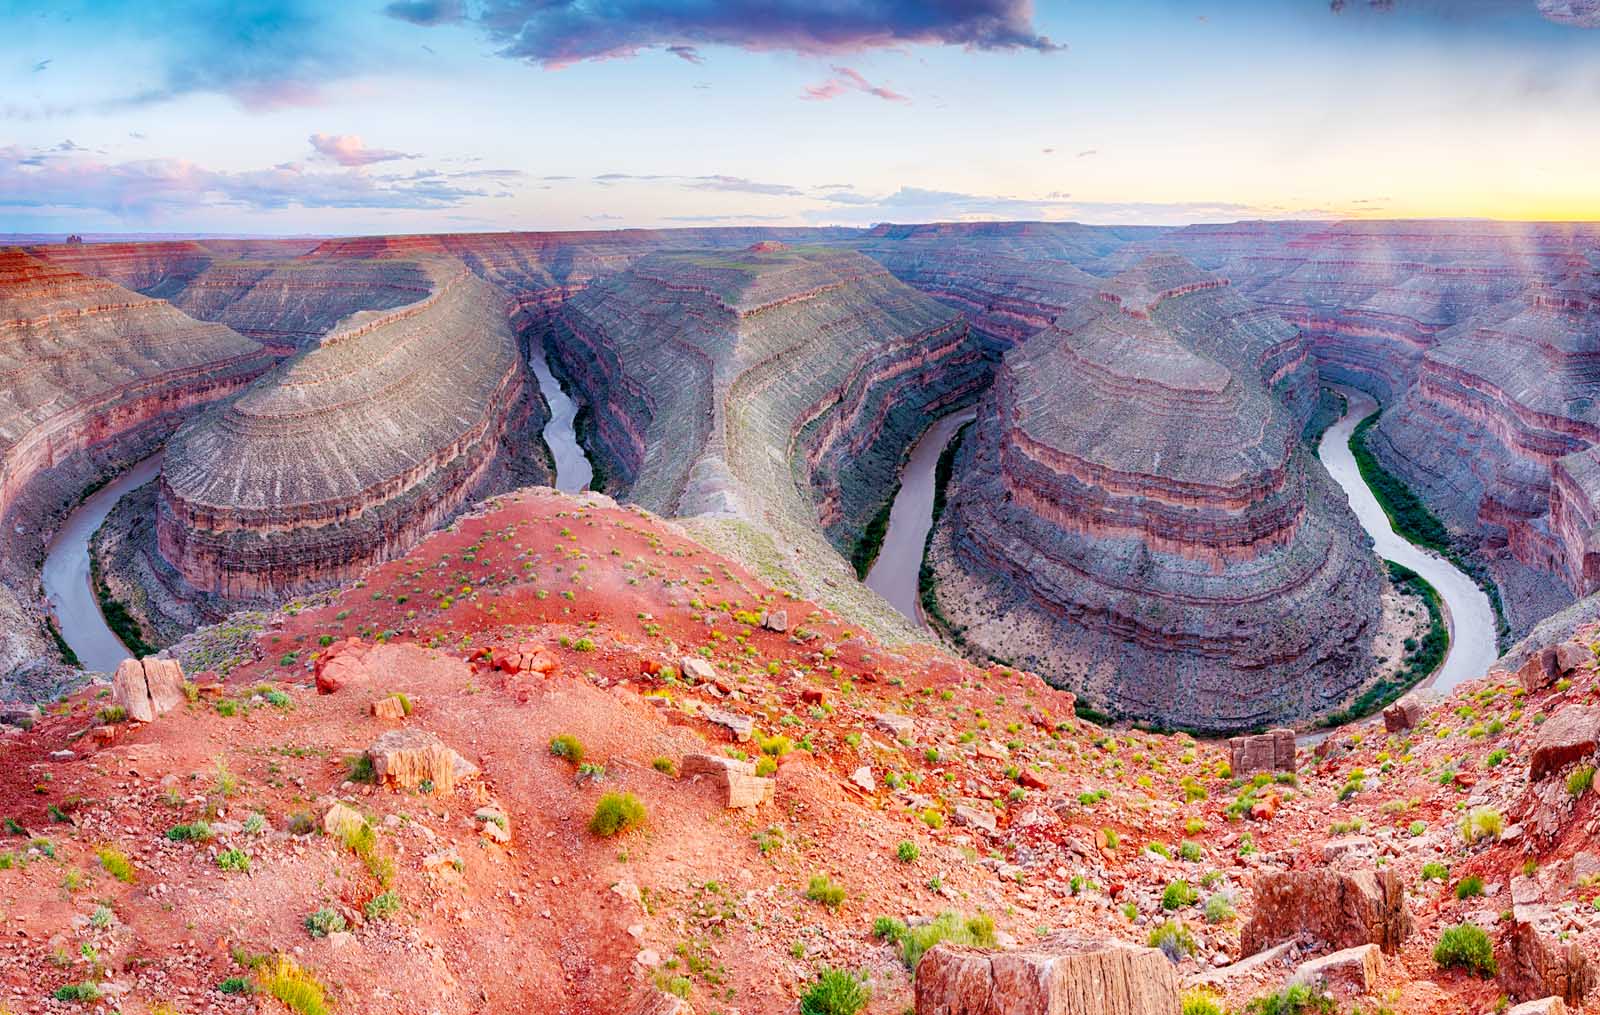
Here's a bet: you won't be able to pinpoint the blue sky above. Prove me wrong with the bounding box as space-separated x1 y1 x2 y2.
3 0 1599 234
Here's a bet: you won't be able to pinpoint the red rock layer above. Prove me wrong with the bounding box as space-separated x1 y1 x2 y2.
0 250 271 525
933 257 1380 731
155 258 525 599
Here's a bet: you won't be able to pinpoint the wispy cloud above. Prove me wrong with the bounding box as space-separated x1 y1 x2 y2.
0 144 510 219
383 0 465 26
802 65 909 102
412 0 1060 67
32 58 51 73
309 133 418 167
806 184 1276 226
594 172 804 196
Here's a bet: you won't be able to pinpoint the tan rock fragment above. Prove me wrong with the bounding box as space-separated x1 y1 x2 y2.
368 729 479 794
1240 870 1413 956
914 934 1179 1014
1290 944 1382 993
681 753 774 809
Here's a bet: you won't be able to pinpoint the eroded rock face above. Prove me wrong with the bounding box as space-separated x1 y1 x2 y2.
1528 704 1600 780
1507 903 1599 1006
1228 730 1298 776
367 729 478 794
111 657 186 722
1240 870 1413 957
913 934 1180 1015
156 258 526 598
545 245 984 636
930 256 1381 731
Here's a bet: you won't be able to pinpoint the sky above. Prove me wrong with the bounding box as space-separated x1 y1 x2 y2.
3 0 1600 235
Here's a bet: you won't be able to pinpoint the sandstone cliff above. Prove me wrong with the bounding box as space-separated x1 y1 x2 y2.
929 256 1382 731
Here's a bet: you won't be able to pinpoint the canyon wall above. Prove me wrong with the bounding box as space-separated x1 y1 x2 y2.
0 249 273 679
929 256 1382 731
545 243 985 638
155 258 527 599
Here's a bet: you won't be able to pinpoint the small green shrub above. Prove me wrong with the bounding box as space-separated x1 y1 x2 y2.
549 734 585 765
588 792 645 837
806 873 847 910
1569 765 1596 796
1162 879 1198 910
304 908 346 938
1433 923 1496 977
1422 861 1450 882
651 756 676 775
167 821 214 842
799 967 870 1015
1147 919 1197 960
364 890 402 921
896 840 920 863
1203 892 1235 924
1183 989 1226 1015
1460 807 1503 844
260 955 330 1015
217 976 254 995
96 845 135 883
1455 875 1485 900
899 911 994 969
872 916 906 942
1243 983 1335 1014
216 848 250 872
53 982 103 1002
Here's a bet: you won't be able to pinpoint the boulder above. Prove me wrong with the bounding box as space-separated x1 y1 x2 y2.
322 802 368 841
370 694 409 721
681 754 773 809
699 707 753 742
1529 705 1600 780
1240 870 1413 956
914 934 1180 1015
1382 693 1424 732
112 656 187 723
490 642 558 677
474 805 510 844
1519 647 1562 693
316 638 372 694
1506 904 1598 1006
1227 729 1296 776
1554 641 1590 675
874 713 915 739
1506 999 1567 1015
367 729 478 794
762 609 789 633
1290 944 1382 993
0 702 41 728
953 805 997 834
681 656 717 683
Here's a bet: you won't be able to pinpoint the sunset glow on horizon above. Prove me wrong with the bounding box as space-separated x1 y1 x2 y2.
4 0 1600 235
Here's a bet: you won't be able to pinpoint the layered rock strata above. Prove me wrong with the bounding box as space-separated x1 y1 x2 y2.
545 244 984 637
156 258 525 598
929 257 1382 730
0 250 271 676
1365 272 1600 627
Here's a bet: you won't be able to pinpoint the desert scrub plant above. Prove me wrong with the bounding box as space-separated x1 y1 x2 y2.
1183 989 1226 1015
95 845 135 883
1203 892 1236 924
217 976 254 995
1569 765 1596 796
799 967 870 1015
215 848 250 872
549 734 585 765
1162 879 1198 910
364 890 402 921
1455 875 1485 899
896 840 920 863
260 955 330 1015
1460 807 1504 844
166 820 214 842
589 792 646 837
304 908 346 938
1422 862 1450 882
1433 923 1496 977
898 911 995 969
1242 983 1335 1014
806 873 847 910
1147 919 1197 960
52 982 103 1002
344 754 375 783
651 756 676 775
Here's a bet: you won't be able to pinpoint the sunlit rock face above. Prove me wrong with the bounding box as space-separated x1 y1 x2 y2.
1370 271 1600 627
930 256 1381 732
156 258 526 599
0 249 273 672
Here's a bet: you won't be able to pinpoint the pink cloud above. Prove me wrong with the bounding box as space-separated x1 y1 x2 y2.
801 65 909 103
308 133 418 167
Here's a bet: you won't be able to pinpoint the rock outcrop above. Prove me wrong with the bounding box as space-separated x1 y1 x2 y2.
929 256 1381 730
546 244 986 638
0 250 272 675
1228 729 1298 776
913 935 1180 1015
367 728 479 794
110 656 186 722
1240 870 1414 957
156 258 526 598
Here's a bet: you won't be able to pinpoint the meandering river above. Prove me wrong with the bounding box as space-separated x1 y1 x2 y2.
865 409 976 627
530 349 594 493
1317 386 1499 694
41 454 162 674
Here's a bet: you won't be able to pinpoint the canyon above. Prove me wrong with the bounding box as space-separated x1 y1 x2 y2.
3 219 1600 739
924 255 1382 731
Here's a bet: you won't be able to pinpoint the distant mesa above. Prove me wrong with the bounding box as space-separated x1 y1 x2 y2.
927 255 1382 731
